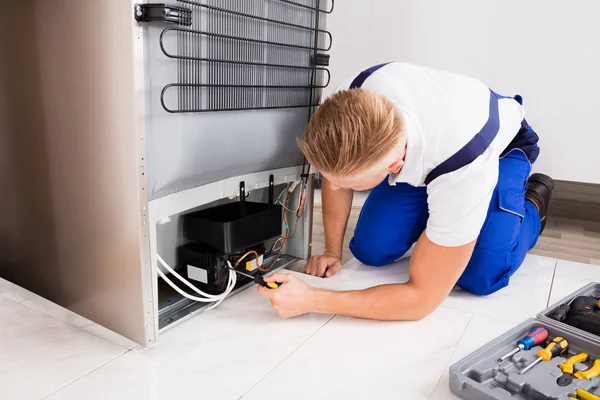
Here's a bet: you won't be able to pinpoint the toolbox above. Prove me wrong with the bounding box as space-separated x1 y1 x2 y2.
450 283 600 400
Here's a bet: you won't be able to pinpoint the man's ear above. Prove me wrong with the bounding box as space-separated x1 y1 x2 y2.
388 159 404 174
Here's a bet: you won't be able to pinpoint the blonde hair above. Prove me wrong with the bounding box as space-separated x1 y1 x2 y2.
297 89 404 176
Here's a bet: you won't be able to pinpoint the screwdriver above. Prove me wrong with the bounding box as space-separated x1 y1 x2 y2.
497 327 549 363
229 268 281 289
519 336 568 375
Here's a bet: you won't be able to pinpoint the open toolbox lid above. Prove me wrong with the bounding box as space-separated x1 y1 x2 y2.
449 283 600 400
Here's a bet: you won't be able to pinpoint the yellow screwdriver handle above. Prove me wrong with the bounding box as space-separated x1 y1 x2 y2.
575 359 600 381
576 388 600 400
538 337 568 361
560 353 590 374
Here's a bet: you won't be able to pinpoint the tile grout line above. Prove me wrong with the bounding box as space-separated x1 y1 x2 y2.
14 297 133 350
0 295 20 315
546 259 559 308
39 348 132 400
128 347 242 399
2 290 139 395
427 313 475 400
3 284 136 349
438 305 526 326
1 282 121 346
236 314 338 399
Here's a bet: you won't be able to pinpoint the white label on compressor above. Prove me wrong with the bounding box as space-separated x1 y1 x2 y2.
187 265 208 284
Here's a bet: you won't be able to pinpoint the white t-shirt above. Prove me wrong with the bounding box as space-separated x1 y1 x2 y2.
335 62 526 247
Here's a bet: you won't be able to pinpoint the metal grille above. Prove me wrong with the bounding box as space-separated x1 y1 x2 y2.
160 0 333 113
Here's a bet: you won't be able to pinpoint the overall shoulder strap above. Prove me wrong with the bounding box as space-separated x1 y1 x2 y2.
350 63 392 89
424 90 501 185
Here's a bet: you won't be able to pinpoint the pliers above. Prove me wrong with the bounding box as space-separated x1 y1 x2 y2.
558 353 600 386
558 353 589 386
570 388 600 400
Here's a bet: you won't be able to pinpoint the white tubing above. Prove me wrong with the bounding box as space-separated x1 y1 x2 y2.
156 255 236 308
157 254 224 299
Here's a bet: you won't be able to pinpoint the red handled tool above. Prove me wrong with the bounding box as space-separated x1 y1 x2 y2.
497 327 549 363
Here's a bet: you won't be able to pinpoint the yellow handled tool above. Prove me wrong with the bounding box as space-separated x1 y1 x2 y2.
558 353 590 386
229 268 282 289
575 359 600 381
560 353 590 374
519 336 569 375
575 388 600 400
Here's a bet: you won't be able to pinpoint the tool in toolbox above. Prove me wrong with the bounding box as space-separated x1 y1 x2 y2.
497 326 549 363
229 268 282 289
551 296 578 321
550 296 600 336
570 388 600 400
574 359 600 381
557 352 589 386
519 336 569 375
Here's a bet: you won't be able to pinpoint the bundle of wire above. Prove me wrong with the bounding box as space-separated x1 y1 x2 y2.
235 180 304 272
156 255 237 311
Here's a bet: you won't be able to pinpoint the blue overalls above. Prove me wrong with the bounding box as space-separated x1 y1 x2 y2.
348 63 541 295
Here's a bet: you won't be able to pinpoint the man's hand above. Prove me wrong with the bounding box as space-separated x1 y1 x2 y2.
257 273 317 318
303 251 342 278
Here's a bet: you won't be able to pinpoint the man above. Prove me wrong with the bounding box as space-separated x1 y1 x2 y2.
258 62 554 320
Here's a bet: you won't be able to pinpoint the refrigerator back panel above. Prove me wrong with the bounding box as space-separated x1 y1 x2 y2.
143 0 331 199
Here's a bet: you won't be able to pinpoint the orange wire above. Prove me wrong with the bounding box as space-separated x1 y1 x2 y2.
260 226 288 272
257 195 291 271
269 237 285 254
235 250 261 267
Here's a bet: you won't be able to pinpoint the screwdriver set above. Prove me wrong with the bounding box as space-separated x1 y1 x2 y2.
450 283 600 400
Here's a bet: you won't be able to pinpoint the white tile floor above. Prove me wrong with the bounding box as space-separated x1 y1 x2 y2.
1 255 599 400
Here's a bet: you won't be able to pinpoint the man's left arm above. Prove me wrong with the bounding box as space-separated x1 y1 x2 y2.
259 233 475 320
259 158 497 319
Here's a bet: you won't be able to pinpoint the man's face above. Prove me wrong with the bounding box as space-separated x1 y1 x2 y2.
321 141 407 191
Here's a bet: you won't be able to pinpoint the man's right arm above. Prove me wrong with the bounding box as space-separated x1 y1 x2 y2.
304 177 353 277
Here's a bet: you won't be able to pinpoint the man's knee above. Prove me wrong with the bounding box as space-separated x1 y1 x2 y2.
349 236 411 267
457 248 515 296
457 273 508 296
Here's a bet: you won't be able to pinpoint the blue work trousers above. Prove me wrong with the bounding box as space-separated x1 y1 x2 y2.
349 148 541 296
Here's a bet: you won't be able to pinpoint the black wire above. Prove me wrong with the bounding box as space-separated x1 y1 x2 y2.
301 0 323 186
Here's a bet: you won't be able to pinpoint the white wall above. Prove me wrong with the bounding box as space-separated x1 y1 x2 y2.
326 0 600 184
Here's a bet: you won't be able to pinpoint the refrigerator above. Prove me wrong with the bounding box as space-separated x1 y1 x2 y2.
0 0 331 346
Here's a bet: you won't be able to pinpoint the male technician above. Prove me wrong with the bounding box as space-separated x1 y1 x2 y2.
258 62 554 320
